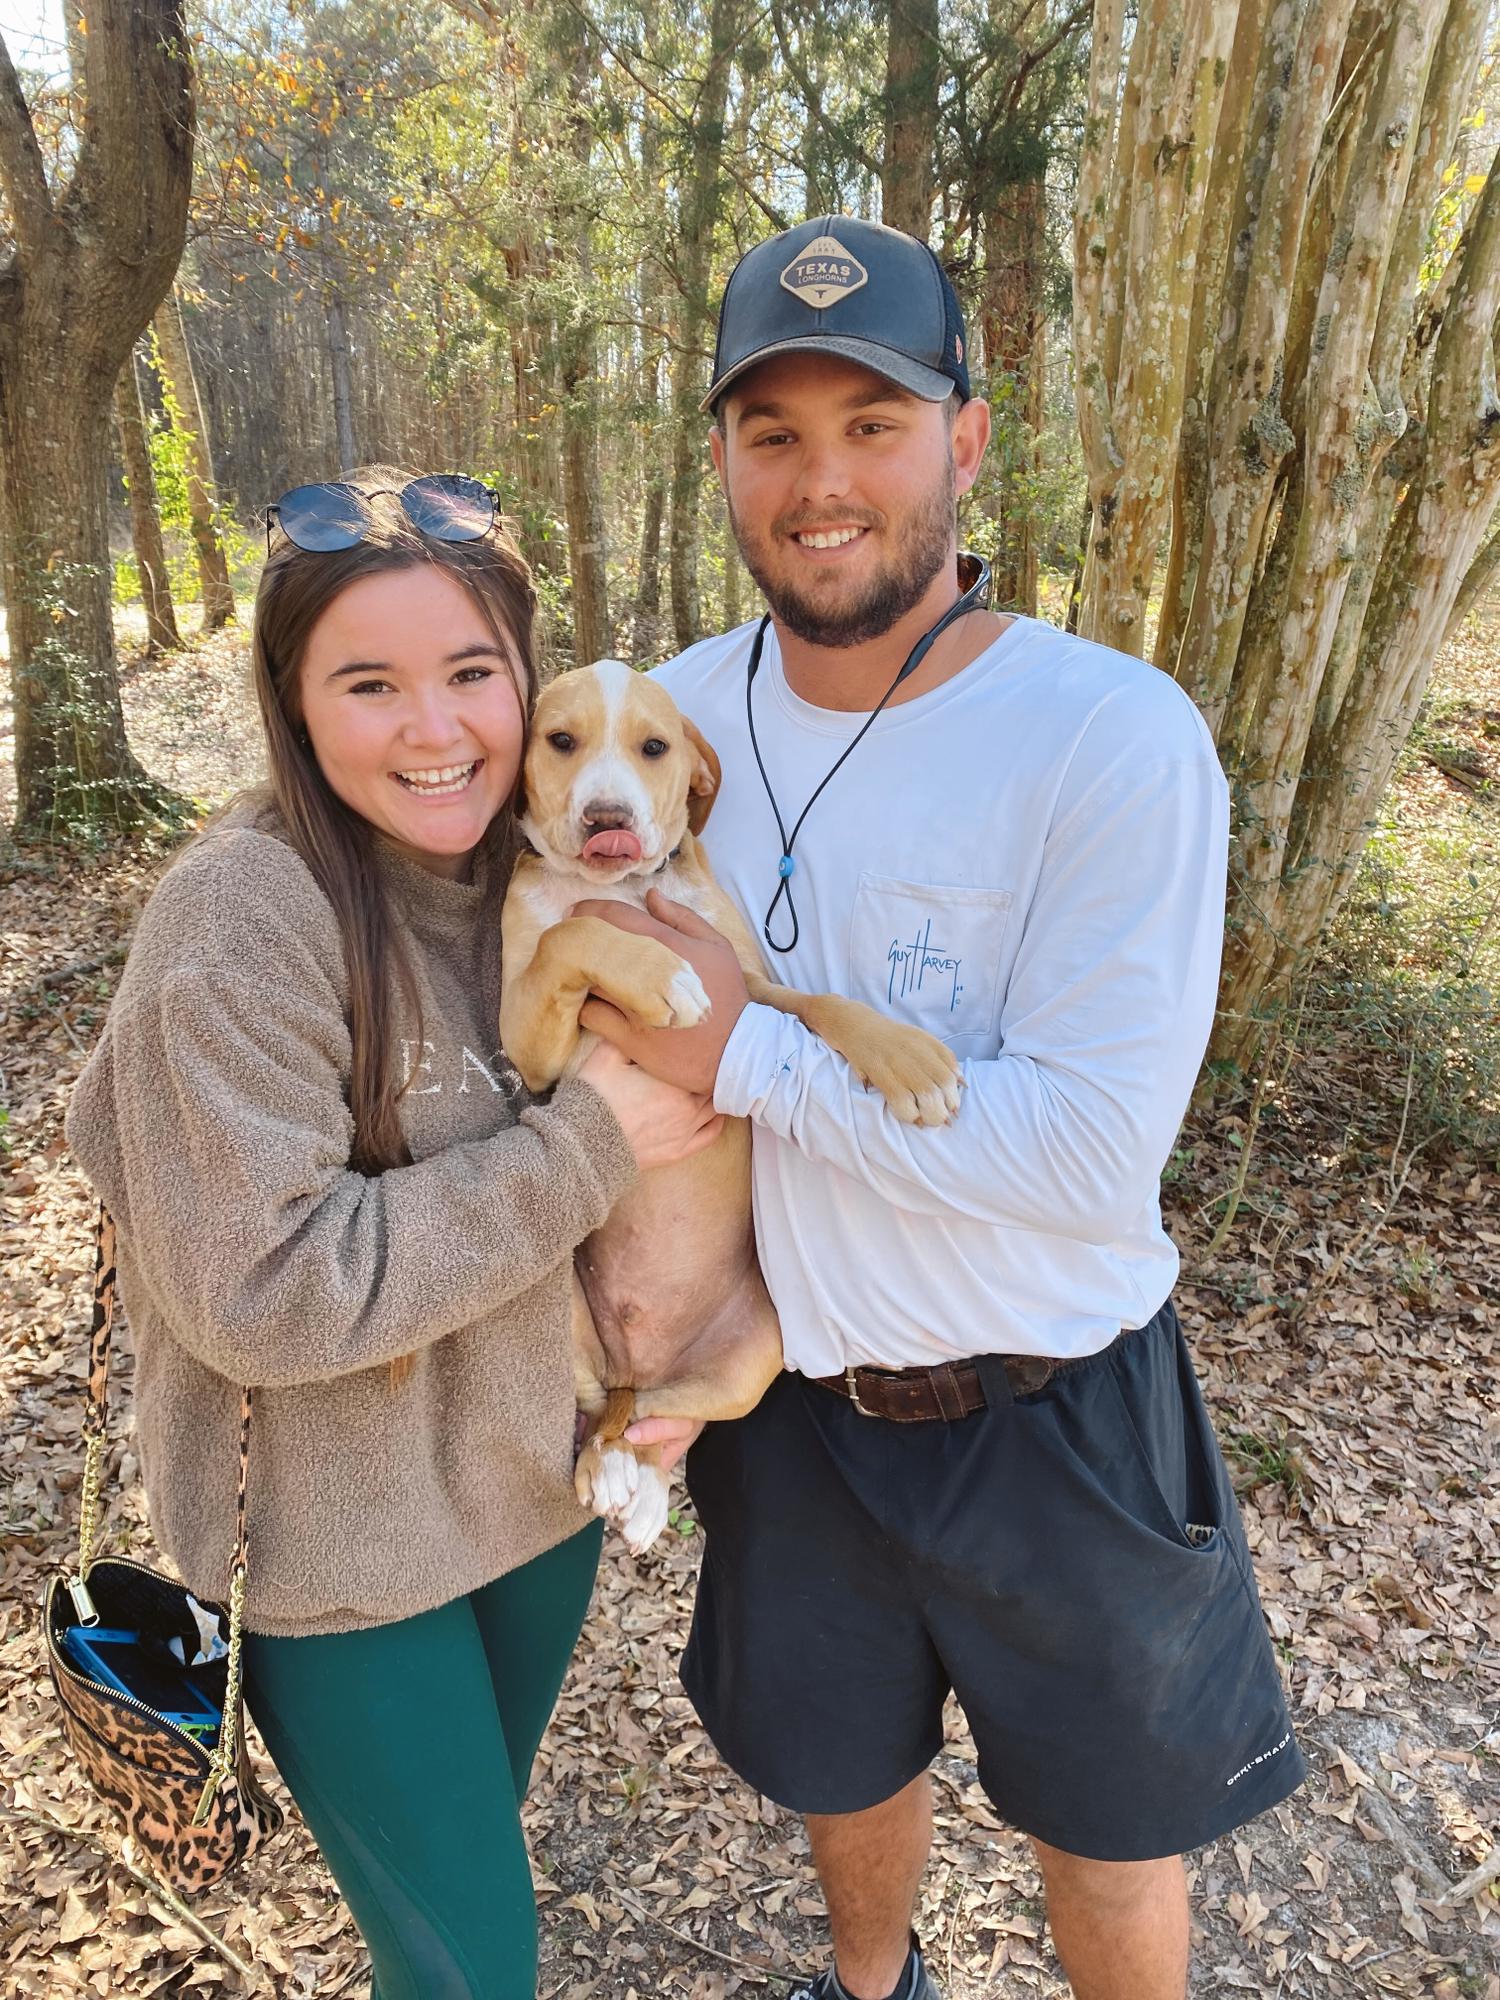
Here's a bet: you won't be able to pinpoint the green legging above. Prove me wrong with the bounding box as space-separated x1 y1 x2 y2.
242 1522 602 2000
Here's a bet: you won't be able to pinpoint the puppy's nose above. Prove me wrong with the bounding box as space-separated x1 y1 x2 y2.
581 800 634 830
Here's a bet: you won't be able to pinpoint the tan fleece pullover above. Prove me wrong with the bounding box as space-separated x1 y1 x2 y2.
64 811 637 1636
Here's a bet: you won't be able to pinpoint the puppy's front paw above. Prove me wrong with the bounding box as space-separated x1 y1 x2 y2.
665 962 711 1027
608 938 712 1029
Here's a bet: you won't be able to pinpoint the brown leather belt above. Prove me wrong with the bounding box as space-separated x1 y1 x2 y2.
813 1343 1107 1422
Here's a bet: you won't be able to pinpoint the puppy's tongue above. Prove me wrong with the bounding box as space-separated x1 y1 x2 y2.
582 828 642 862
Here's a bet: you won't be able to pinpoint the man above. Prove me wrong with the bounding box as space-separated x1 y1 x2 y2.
588 216 1305 2000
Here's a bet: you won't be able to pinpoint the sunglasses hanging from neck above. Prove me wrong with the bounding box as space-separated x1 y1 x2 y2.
745 552 992 955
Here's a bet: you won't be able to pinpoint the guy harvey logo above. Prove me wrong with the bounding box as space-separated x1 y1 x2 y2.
779 234 869 309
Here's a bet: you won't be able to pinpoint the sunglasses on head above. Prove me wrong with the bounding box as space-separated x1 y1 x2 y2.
264 474 500 555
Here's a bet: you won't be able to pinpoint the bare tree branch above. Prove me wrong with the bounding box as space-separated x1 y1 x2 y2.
769 4 883 184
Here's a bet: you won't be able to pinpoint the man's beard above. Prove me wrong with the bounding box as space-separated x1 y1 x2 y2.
728 463 956 649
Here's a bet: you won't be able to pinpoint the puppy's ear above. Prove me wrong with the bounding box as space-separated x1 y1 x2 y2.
682 717 721 835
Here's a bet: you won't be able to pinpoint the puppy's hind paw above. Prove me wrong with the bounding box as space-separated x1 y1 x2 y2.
859 1025 963 1127
908 1070 963 1129
618 1465 672 1555
575 1438 639 1519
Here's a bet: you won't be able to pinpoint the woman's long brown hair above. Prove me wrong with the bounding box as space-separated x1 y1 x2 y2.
248 469 537 1386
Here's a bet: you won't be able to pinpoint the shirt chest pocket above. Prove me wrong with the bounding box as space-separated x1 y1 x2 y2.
847 873 1014 1052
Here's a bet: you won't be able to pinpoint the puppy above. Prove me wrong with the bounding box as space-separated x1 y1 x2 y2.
500 660 961 1552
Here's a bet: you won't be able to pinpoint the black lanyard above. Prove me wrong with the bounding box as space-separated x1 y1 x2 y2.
745 553 992 954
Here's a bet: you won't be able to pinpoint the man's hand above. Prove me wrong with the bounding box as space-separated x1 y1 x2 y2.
574 891 749 1094
625 1414 705 1476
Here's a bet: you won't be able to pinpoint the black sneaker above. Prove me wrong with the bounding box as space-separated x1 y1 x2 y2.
788 1938 941 2000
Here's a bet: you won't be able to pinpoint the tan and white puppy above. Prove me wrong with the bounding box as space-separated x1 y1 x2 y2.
500 659 961 1552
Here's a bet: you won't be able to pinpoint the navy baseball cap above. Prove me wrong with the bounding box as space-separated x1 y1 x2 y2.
702 215 972 413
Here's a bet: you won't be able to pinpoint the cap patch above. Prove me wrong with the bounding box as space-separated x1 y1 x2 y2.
779 233 869 310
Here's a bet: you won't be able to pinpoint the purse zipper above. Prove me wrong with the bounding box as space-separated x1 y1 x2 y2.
48 1567 223 1760
51 1645 217 1759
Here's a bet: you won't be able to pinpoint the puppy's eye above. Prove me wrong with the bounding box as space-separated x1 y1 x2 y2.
641 738 668 758
547 731 575 753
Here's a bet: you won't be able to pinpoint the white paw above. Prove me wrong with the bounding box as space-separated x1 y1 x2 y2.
666 963 711 1027
912 1072 963 1128
617 1465 672 1554
583 1441 639 1519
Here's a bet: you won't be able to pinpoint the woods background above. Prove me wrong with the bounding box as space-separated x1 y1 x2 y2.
5 0 1500 1078
1 2 1498 1996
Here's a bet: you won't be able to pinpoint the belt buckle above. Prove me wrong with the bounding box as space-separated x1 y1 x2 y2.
844 1366 875 1417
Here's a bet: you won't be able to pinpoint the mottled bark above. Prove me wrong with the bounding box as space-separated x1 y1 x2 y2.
115 351 181 654
1447 522 1500 637
1167 0 1357 713
1076 0 1500 1067
1154 0 1277 679
0 4 193 836
882 0 940 241
982 176 1046 614
1074 0 1237 654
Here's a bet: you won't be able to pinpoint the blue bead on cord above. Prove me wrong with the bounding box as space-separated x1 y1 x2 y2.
744 554 992 955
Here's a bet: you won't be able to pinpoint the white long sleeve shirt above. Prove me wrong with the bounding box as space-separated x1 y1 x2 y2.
653 613 1229 1375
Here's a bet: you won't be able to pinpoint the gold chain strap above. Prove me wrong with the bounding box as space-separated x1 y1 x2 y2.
69 1212 114 1623
75 1429 105 1576
193 1561 246 1824
77 1207 255 1824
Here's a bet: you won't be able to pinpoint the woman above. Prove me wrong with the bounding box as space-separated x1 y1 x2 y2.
65 470 722 1997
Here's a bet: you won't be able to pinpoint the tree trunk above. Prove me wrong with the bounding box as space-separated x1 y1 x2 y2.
882 0 940 240
982 176 1046 615
153 293 236 630
723 512 743 628
559 38 611 668
2 371 160 833
1073 0 1500 1069
1074 0 1238 654
325 292 358 474
561 410 610 665
497 240 554 577
668 0 739 651
0 2 193 838
631 475 667 662
114 350 181 654
1446 523 1500 638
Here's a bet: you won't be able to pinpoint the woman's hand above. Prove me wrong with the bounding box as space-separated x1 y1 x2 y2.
577 1039 724 1171
574 891 751 1095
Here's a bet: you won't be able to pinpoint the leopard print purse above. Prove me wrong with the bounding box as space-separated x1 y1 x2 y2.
42 1209 283 1892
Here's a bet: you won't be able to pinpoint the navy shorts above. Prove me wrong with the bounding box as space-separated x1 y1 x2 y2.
681 1299 1305 1862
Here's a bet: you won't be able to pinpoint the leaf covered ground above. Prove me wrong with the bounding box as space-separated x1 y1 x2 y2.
1 612 1497 1997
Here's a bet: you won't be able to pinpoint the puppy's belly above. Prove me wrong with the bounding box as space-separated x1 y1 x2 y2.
576 1118 774 1389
